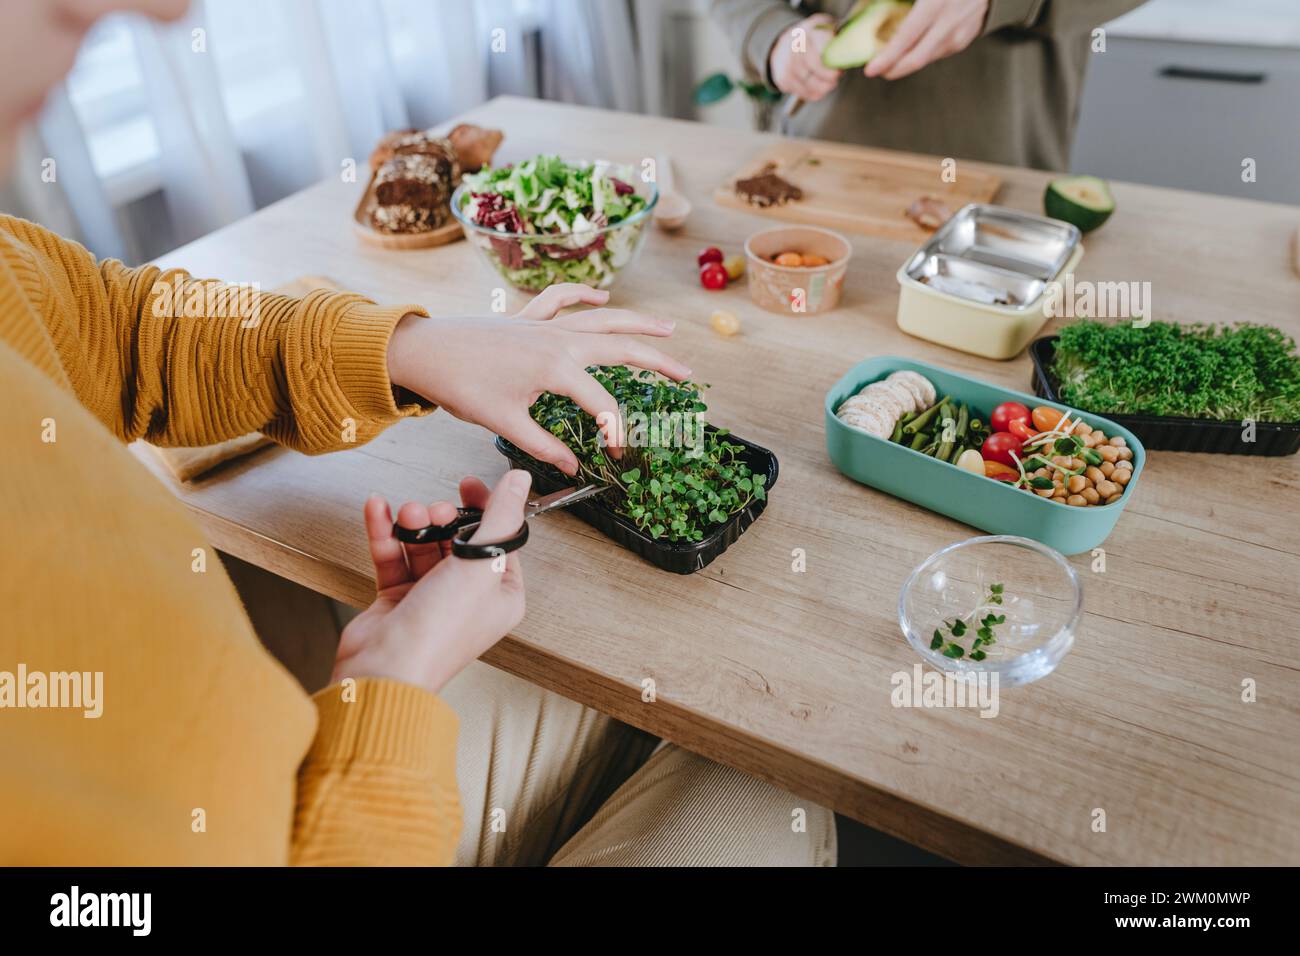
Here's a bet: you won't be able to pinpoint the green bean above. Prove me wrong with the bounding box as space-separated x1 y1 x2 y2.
890 420 904 443
954 404 970 442
903 397 947 435
909 431 929 450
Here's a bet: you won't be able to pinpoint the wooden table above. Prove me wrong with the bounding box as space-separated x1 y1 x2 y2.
140 96 1300 866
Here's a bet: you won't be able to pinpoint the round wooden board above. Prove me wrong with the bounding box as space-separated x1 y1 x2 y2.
352 217 464 249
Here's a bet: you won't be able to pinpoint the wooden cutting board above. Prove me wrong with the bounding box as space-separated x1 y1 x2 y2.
714 139 1002 243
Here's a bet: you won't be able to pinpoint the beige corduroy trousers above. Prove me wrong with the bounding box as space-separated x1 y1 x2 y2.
440 661 837 867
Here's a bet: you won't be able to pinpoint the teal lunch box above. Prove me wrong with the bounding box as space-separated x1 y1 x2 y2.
824 356 1145 555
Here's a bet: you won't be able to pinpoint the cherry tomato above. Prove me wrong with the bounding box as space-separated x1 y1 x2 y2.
990 401 1031 433
699 262 728 290
1008 419 1038 443
984 460 1019 482
1032 405 1066 432
981 431 1022 468
697 247 724 267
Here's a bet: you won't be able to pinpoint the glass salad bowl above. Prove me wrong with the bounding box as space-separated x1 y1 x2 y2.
450 158 657 293
898 535 1082 687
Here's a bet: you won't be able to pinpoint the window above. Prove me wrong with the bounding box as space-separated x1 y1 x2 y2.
64 16 159 201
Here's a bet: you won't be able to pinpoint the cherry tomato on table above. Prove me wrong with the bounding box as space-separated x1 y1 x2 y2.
981 431 1022 468
697 247 724 267
699 262 728 290
990 401 1031 433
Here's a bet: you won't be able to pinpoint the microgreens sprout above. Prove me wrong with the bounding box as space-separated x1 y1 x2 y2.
931 584 1007 661
527 366 766 543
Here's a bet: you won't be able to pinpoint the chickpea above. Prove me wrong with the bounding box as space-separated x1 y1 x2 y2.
1052 455 1072 468
1105 492 1123 504
1109 435 1127 448
1035 486 1055 497
1100 460 1116 478
1085 465 1106 485
1095 479 1118 498
1083 432 1101 447
1082 486 1100 505
1098 445 1119 463
1067 474 1087 493
1112 469 1131 486
1073 421 1092 436
1066 494 1087 507
1117 447 1133 461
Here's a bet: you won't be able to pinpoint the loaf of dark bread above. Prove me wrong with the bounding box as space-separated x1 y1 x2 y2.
370 125 502 175
364 125 502 235
368 130 456 175
369 152 456 235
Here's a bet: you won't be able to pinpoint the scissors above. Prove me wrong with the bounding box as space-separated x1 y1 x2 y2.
392 483 607 560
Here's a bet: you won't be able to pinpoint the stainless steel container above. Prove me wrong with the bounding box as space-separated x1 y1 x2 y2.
896 204 1084 360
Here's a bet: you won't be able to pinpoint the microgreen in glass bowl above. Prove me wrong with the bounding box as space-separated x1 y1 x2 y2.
899 535 1081 687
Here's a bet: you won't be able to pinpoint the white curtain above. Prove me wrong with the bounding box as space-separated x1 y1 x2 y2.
12 0 644 263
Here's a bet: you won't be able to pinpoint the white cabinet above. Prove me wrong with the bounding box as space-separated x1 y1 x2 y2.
1072 37 1300 204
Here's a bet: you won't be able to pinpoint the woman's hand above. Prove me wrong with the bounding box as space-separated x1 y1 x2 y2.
769 13 842 101
333 470 532 695
864 0 989 80
386 283 690 475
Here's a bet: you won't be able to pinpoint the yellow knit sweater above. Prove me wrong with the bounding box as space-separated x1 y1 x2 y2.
0 215 460 865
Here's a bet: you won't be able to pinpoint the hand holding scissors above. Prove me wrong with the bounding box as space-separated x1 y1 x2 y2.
332 471 534 695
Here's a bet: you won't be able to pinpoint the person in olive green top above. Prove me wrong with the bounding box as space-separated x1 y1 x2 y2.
710 0 1148 170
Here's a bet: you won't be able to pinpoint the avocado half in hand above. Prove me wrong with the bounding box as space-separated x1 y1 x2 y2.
1045 175 1116 233
822 0 915 69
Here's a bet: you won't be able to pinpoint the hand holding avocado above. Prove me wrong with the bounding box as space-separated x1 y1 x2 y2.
784 0 988 85
770 12 843 102
770 0 990 102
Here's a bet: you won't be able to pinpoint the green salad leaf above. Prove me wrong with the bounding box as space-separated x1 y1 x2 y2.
462 155 647 233
459 155 650 291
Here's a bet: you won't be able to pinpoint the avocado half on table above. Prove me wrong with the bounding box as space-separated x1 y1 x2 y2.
1045 175 1116 233
821 0 915 69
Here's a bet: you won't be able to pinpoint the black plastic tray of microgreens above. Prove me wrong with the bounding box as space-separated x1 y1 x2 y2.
495 430 779 575
1029 336 1300 456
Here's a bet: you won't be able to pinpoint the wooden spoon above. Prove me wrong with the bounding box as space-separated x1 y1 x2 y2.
653 153 692 231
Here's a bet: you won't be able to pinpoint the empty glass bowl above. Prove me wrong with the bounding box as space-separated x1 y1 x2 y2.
898 535 1082 687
